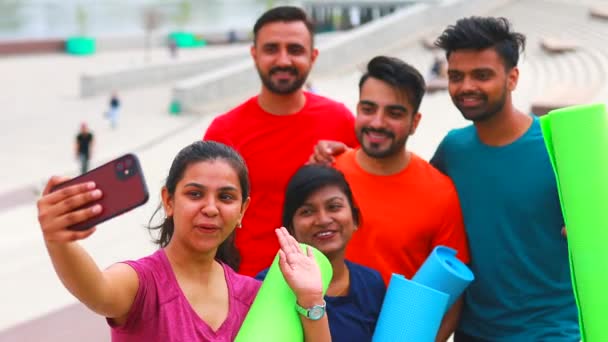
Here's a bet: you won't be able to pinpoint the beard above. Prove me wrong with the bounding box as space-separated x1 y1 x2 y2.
453 86 508 123
356 127 407 159
257 66 308 95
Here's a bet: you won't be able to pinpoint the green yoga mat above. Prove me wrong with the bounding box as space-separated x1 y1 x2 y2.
540 103 608 342
235 244 332 341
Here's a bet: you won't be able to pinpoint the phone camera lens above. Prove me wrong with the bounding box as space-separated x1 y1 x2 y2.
117 162 124 171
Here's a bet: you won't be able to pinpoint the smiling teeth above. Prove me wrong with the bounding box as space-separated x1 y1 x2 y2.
317 231 333 237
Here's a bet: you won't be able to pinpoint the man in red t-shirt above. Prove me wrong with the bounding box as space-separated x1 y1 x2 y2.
203 7 357 277
311 56 470 341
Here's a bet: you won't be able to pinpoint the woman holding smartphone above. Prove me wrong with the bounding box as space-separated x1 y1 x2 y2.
257 164 386 341
37 141 330 341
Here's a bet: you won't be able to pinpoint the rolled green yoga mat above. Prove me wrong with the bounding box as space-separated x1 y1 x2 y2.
235 244 332 341
540 103 608 342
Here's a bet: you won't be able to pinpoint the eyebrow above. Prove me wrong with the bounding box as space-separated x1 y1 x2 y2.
359 100 407 113
386 104 408 113
359 100 377 107
183 182 239 192
262 42 305 48
300 196 346 207
448 67 493 73
326 196 346 203
472 67 494 73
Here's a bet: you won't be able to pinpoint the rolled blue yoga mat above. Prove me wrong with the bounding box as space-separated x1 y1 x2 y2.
372 274 449 342
412 246 474 309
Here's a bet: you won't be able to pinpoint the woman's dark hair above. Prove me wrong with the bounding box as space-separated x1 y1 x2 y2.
434 16 526 70
147 140 250 271
359 56 426 114
282 165 360 235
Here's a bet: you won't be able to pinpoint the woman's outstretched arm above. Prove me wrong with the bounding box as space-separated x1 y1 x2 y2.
38 176 139 321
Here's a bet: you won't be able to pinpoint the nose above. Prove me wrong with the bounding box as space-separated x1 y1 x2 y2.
275 48 292 67
459 76 476 93
200 196 219 217
315 209 333 227
369 111 386 129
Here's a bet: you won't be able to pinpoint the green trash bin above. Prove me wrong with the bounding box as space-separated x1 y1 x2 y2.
169 100 181 115
66 36 96 55
168 32 206 48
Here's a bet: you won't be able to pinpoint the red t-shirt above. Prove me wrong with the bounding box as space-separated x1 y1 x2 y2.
335 149 470 284
204 92 357 276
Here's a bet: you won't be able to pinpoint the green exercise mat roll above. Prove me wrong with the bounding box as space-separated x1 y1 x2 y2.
540 103 608 342
235 244 332 341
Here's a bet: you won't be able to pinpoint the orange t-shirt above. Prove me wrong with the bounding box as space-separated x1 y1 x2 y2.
335 149 470 284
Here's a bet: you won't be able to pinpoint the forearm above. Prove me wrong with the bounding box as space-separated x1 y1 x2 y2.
298 294 331 342
45 241 115 315
302 315 331 342
435 297 463 342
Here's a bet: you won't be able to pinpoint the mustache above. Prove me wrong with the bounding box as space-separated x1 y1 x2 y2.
456 91 487 101
361 127 394 138
269 66 298 76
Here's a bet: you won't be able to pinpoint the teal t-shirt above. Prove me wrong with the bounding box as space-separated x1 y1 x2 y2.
431 117 579 341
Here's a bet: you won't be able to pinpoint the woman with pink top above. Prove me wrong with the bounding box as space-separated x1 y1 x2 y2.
37 141 330 341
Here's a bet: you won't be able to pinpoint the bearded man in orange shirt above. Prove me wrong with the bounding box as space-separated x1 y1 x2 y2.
311 56 470 341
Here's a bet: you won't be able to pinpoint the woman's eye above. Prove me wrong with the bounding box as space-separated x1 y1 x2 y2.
220 193 235 201
298 209 313 216
188 191 202 198
329 204 343 211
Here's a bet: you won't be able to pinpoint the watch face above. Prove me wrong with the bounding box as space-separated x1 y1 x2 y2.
309 305 325 320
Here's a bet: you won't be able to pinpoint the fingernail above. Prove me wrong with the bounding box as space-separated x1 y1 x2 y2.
91 205 102 213
86 182 95 189
91 189 102 198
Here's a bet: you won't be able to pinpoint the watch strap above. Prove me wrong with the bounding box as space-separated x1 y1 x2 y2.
295 300 326 320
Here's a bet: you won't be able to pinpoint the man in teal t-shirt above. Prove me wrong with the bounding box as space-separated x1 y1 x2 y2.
431 17 579 341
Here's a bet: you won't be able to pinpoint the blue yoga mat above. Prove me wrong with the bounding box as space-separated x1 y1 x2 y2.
413 246 474 309
372 274 449 342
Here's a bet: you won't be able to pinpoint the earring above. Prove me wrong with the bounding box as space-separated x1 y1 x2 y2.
237 223 242 229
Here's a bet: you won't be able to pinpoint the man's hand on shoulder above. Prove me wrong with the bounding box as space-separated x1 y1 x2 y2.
308 140 349 165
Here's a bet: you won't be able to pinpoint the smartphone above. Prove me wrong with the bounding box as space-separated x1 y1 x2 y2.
51 153 149 231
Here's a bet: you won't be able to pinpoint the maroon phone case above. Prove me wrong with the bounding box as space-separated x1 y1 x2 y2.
51 153 149 231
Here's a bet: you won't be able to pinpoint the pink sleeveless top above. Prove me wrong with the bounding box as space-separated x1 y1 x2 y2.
108 249 261 341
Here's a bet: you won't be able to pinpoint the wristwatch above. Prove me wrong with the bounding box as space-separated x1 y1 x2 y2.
295 300 326 320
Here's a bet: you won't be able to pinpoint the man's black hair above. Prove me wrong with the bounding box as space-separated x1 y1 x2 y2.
253 6 314 45
434 16 526 69
359 56 426 113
